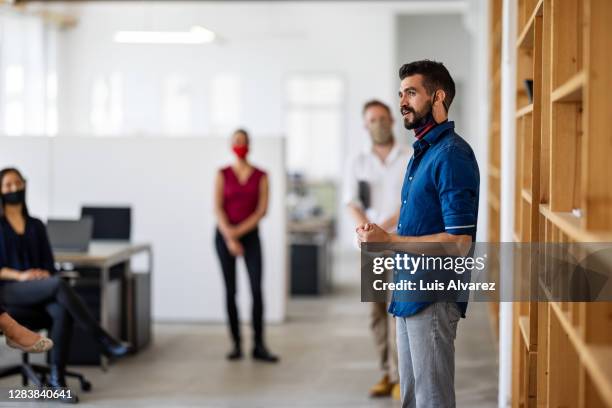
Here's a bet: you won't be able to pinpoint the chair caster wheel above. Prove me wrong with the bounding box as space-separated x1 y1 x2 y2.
80 380 92 392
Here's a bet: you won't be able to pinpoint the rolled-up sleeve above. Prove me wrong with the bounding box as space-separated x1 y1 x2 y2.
435 146 480 236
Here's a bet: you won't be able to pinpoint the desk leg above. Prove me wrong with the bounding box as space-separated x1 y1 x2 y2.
145 246 154 345
100 265 109 370
124 261 134 345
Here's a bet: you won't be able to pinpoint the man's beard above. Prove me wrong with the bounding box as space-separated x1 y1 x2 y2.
403 102 434 130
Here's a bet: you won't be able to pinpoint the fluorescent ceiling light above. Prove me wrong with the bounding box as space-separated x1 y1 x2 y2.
114 26 215 44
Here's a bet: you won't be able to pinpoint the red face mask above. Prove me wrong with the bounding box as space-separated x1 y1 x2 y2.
232 145 249 159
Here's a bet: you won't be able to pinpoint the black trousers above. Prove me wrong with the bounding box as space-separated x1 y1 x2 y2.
215 228 264 347
0 276 105 369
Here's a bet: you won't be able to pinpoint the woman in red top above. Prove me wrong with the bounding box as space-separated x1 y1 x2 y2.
214 129 278 363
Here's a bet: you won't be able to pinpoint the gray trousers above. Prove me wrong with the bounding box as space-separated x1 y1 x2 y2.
396 302 460 408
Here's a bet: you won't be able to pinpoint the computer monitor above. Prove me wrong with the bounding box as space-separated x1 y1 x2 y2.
81 206 131 241
47 217 94 253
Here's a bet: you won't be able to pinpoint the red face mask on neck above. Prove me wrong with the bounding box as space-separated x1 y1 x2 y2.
232 145 249 159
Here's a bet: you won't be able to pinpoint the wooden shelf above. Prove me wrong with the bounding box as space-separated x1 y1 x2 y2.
512 2 542 401
516 103 534 118
538 276 553 301
519 315 531 347
539 204 612 242
488 194 500 211
583 346 612 407
489 164 500 179
550 302 575 340
517 0 544 49
509 0 612 406
490 121 500 133
521 188 532 204
488 0 502 246
493 67 501 84
551 71 586 102
488 303 500 341
493 19 502 40
550 302 612 407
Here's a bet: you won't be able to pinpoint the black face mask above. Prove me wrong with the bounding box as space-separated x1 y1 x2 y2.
2 189 26 205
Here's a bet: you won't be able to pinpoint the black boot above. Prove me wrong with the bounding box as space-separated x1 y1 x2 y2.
252 344 279 363
226 343 243 361
99 334 132 359
47 365 79 404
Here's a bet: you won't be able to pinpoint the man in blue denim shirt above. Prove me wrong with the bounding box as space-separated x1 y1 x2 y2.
357 60 480 408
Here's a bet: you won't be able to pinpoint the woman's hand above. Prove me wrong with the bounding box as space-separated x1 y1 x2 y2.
18 269 50 281
224 226 241 240
226 238 244 257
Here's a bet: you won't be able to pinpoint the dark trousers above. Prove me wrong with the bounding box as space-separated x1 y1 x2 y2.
215 228 264 347
0 276 105 369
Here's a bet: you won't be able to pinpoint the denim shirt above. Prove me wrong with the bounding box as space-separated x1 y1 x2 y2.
388 121 480 318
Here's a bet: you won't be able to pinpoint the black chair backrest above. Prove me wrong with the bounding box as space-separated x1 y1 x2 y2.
81 206 131 241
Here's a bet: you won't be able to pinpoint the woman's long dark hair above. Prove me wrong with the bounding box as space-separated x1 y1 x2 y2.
0 167 29 217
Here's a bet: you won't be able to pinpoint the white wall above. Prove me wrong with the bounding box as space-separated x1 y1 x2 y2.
395 14 472 137
57 2 397 140
0 136 287 323
0 0 490 321
52 1 469 249
394 4 489 242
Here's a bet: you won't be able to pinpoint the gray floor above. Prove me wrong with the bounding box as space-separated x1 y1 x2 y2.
0 252 498 407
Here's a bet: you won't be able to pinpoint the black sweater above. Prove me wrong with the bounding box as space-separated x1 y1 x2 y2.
0 216 56 276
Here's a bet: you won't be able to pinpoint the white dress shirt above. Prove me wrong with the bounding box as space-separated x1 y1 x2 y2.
343 143 412 230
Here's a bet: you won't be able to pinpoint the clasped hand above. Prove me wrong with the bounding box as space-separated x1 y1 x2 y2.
355 223 391 245
18 269 50 281
226 238 244 257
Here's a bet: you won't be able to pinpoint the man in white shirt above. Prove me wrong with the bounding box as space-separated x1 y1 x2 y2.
343 100 411 400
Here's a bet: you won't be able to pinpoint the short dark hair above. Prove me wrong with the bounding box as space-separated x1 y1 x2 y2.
362 100 392 117
399 60 456 110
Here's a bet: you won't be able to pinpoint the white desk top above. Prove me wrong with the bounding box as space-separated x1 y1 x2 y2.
54 241 151 268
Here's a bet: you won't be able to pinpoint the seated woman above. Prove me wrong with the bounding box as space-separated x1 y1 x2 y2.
0 167 130 401
0 304 54 353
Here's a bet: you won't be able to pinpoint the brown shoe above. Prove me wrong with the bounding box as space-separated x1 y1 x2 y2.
391 383 401 400
369 374 394 397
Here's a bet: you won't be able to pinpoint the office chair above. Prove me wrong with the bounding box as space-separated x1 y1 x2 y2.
0 306 92 392
0 271 92 392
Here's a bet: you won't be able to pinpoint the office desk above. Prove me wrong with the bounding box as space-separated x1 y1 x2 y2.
55 242 153 365
288 216 334 295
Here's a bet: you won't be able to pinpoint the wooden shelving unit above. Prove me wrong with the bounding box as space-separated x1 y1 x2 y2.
506 0 612 407
487 0 502 337
487 0 503 339
512 1 542 401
